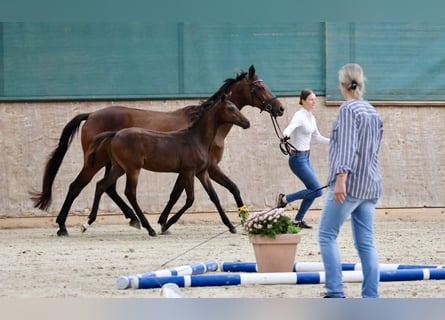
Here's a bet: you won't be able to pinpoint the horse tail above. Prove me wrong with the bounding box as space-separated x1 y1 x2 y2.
30 113 90 211
87 131 117 168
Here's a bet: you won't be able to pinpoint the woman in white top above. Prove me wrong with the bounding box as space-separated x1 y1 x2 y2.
276 89 329 229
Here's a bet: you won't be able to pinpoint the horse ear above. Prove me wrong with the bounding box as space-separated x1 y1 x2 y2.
248 65 256 78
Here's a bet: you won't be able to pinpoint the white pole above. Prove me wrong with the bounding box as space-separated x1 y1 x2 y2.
117 260 218 289
130 268 445 289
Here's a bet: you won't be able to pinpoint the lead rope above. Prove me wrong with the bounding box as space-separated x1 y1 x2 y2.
270 114 297 156
159 225 240 268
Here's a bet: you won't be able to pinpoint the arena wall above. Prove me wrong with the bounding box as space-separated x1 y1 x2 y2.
0 97 443 218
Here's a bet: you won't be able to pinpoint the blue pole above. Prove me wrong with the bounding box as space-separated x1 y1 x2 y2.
131 268 445 289
220 261 445 273
117 260 219 289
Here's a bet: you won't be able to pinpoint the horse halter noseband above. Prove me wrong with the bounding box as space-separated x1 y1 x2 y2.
248 79 292 154
249 79 279 115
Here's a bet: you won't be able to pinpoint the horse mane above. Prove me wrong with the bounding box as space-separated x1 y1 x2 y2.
207 69 248 103
185 99 216 131
182 104 204 127
184 70 248 131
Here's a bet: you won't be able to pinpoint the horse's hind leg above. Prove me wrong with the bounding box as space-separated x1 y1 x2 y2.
55 166 99 236
82 165 125 232
102 164 140 229
105 183 141 229
162 173 195 234
124 171 157 237
158 175 186 232
197 171 237 234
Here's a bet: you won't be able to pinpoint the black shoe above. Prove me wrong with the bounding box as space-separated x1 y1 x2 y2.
323 294 346 298
294 220 312 229
276 193 288 208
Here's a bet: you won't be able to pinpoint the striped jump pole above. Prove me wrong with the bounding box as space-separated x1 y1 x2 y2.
117 260 219 290
220 261 445 273
130 268 445 289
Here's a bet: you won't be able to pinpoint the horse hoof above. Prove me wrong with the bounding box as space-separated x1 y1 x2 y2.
57 229 69 237
80 223 89 233
161 229 171 235
148 230 157 237
229 226 237 234
129 220 141 230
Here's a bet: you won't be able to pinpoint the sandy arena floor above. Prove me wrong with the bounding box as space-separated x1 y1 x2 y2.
1 208 444 298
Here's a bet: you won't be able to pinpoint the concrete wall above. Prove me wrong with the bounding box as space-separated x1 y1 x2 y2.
1 97 444 218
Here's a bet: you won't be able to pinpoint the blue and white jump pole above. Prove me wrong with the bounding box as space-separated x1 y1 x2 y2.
116 260 218 290
220 261 445 273
129 268 445 289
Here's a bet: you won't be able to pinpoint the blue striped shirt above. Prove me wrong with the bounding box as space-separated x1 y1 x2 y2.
327 99 383 199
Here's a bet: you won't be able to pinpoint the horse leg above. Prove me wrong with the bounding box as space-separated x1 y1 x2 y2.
197 170 237 234
124 171 157 237
158 175 185 231
161 173 195 234
105 183 141 229
55 166 99 236
82 165 125 232
208 163 244 208
102 163 140 229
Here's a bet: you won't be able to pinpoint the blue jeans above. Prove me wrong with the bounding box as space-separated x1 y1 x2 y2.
318 186 379 298
286 152 323 221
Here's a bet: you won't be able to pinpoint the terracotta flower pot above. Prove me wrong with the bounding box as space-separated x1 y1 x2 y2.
249 233 302 272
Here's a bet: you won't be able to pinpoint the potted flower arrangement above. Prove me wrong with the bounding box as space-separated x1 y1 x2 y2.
241 207 300 237
239 207 301 272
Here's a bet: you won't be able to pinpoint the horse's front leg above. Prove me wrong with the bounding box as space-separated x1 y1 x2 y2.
208 163 244 208
197 170 237 234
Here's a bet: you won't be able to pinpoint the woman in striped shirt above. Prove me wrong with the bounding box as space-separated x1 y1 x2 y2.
318 64 383 298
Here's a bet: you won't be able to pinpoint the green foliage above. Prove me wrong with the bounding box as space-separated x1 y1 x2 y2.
244 208 300 238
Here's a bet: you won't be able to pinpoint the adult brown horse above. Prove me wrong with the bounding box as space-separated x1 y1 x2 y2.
30 65 284 236
87 95 250 236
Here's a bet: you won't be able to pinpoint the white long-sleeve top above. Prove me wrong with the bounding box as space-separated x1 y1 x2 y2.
283 107 329 150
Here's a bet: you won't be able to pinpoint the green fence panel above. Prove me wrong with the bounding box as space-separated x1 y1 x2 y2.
0 22 324 101
181 23 325 96
326 23 445 102
1 22 179 100
5 22 444 102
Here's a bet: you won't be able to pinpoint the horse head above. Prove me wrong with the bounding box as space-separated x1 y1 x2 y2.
218 94 250 130
246 65 285 117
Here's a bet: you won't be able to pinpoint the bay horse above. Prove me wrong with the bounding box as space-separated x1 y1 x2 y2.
30 65 284 236
87 95 250 236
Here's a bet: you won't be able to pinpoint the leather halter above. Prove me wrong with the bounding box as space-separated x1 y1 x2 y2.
249 79 279 115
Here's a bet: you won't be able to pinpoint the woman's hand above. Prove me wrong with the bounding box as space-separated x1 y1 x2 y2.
334 173 348 203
